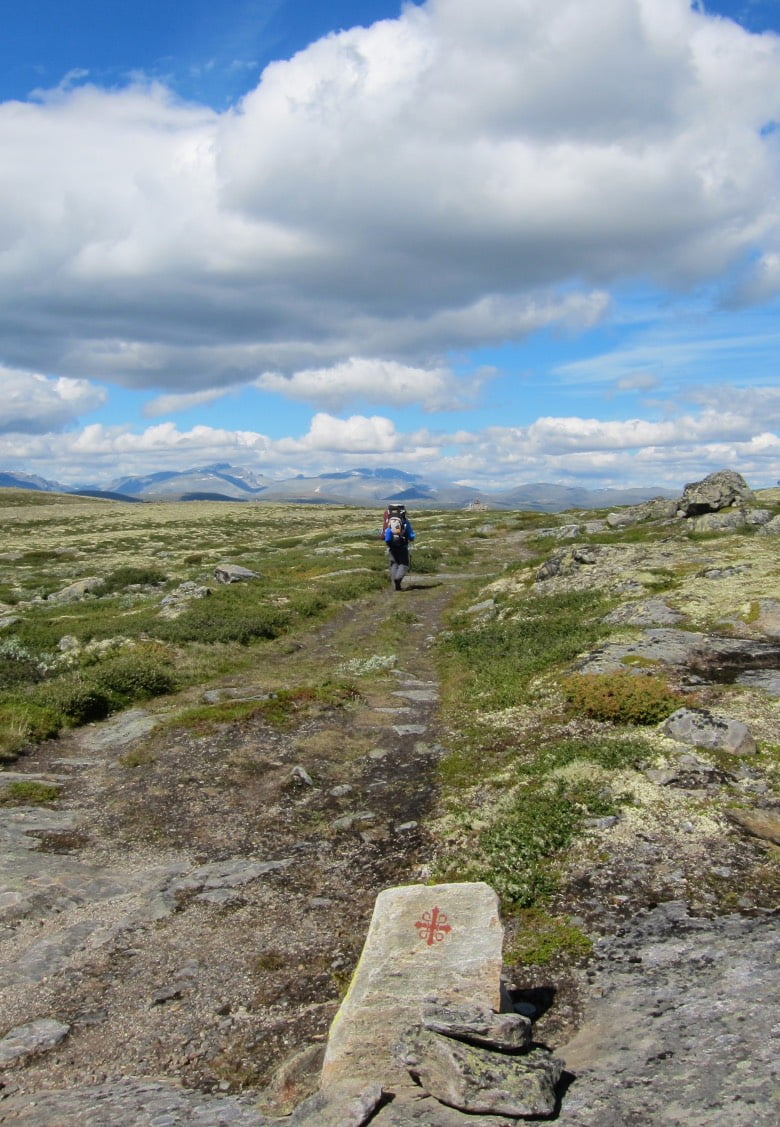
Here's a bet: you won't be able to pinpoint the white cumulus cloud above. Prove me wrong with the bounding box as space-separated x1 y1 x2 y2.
0 0 776 399
255 358 484 411
0 367 105 434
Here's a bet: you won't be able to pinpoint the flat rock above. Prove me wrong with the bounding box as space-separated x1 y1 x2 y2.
214 563 260 584
556 905 779 1125
321 883 504 1093
78 708 157 751
603 598 684 626
420 1001 531 1051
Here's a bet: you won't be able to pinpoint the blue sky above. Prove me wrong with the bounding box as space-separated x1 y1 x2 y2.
1 0 779 492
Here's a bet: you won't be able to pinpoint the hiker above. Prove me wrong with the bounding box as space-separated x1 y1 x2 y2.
383 509 415 590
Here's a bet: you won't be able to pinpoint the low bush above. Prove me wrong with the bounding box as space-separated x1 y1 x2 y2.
524 735 651 774
155 597 290 644
561 670 686 726
89 651 178 705
0 639 45 690
34 678 112 725
409 547 443 574
0 780 60 806
439 776 619 905
289 592 329 619
101 565 168 593
440 589 609 711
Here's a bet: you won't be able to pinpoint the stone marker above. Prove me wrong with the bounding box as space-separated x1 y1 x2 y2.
321 882 503 1093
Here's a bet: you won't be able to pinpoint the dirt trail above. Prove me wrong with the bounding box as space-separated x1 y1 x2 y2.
0 563 484 1113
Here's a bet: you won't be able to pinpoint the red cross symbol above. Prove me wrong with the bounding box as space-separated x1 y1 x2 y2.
415 906 452 946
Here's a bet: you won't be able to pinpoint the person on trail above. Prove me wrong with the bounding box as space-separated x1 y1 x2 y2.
383 512 415 591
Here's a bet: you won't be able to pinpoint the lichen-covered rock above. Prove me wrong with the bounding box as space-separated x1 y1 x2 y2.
677 470 753 517
726 807 780 846
687 509 747 533
398 1030 562 1118
661 707 756 755
536 545 599 582
606 498 678 528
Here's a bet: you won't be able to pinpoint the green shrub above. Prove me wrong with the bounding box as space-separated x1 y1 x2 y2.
155 598 290 644
34 678 112 725
289 592 329 618
0 780 60 806
561 670 687 726
101 565 168 593
526 735 651 774
0 639 45 690
409 547 443 574
466 784 582 904
443 777 619 905
89 652 178 705
324 573 387 602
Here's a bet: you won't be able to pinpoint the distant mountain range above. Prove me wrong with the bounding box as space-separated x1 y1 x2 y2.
0 463 676 512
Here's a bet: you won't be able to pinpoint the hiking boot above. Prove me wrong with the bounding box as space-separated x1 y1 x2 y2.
394 579 403 590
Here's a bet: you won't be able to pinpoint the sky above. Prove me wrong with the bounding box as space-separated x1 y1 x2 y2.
1 0 779 493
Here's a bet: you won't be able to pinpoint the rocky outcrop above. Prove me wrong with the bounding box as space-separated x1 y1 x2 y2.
676 468 754 516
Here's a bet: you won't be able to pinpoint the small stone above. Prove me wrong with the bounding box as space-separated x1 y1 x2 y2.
291 765 314 786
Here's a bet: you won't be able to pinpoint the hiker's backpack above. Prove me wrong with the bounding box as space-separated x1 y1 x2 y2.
382 503 408 539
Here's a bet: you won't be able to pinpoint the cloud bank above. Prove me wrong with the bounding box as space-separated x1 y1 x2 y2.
0 0 779 488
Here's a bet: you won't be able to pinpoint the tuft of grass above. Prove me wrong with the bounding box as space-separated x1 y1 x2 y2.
0 699 62 761
118 747 156 767
560 670 687 726
0 780 60 806
165 680 360 735
505 910 593 967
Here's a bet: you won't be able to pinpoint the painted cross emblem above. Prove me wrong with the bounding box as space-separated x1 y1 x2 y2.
415 905 452 946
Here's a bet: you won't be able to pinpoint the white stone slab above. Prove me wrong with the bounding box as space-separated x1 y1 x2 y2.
321 882 503 1092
